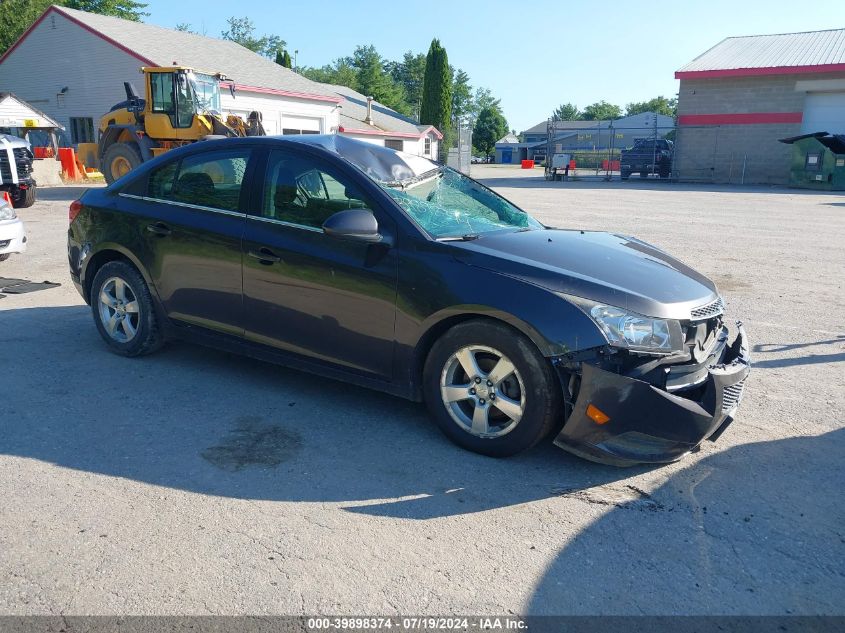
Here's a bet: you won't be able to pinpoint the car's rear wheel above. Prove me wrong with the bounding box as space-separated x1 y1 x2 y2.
423 320 561 457
90 260 163 357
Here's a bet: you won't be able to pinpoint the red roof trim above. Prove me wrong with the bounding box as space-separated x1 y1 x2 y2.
338 125 442 140
0 6 155 66
221 82 341 104
678 112 803 126
0 7 343 106
676 63 845 79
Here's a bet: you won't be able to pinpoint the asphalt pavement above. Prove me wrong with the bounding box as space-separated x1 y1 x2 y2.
0 170 843 615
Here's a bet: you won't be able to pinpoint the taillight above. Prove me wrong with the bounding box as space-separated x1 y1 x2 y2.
69 199 82 223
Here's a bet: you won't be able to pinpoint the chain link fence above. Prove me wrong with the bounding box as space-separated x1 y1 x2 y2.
535 120 791 184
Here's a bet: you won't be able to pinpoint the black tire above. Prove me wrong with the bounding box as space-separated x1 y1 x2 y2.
12 185 36 208
423 319 561 457
90 260 163 357
620 170 630 180
0 254 10 262
639 171 648 178
102 143 143 185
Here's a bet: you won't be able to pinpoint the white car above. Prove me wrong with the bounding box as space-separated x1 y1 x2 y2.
0 198 26 261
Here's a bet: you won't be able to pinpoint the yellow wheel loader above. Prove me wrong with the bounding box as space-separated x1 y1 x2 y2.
77 67 265 184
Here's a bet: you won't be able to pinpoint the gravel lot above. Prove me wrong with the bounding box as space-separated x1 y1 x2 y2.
1 168 843 616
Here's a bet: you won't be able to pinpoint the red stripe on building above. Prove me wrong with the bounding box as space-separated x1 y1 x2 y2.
678 112 803 126
675 63 845 80
0 6 155 66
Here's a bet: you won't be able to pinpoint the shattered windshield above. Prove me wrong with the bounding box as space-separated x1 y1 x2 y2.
382 168 543 239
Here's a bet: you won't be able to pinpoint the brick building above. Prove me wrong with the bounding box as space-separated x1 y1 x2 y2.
675 29 845 184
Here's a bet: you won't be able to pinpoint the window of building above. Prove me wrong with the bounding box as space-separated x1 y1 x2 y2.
69 117 94 144
424 137 432 155
385 139 404 151
282 128 320 135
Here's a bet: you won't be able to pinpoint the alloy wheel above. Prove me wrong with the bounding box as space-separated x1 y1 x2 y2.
439 345 526 438
98 276 140 343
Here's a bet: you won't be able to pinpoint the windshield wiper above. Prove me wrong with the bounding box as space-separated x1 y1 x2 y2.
437 234 480 242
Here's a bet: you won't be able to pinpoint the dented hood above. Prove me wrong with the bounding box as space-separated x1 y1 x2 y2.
450 228 719 320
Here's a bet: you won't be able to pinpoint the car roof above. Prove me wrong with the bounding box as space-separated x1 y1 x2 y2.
187 134 440 185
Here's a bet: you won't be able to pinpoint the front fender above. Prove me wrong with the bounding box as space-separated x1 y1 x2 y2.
397 249 607 359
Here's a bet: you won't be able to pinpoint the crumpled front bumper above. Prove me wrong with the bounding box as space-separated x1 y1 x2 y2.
554 322 750 466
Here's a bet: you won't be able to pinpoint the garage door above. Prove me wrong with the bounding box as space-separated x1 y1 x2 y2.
802 92 845 134
281 116 322 135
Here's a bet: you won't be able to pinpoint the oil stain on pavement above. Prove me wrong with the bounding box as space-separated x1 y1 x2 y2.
201 415 302 471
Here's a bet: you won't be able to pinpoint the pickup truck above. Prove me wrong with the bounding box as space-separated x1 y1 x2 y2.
620 138 673 180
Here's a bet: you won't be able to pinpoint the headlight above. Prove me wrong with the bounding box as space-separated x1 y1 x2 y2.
0 202 16 221
564 296 685 354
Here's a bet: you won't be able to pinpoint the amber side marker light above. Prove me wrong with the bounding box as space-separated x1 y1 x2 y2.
586 404 610 425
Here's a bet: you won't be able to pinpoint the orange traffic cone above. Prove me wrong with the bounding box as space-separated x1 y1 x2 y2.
1 191 12 206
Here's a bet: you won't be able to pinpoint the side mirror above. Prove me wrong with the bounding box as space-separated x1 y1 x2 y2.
322 209 381 242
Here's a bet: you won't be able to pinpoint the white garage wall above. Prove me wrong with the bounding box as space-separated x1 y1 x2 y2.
220 91 338 137
802 92 845 135
0 11 147 135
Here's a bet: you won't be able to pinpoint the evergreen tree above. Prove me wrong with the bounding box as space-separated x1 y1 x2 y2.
420 38 452 141
351 45 407 114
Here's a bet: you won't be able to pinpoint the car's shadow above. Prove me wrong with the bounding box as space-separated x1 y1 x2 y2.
0 305 647 520
524 428 845 616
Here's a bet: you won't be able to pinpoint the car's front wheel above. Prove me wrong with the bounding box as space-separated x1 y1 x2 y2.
423 320 561 457
90 260 163 357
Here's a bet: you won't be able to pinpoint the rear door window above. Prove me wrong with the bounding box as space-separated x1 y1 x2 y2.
147 150 252 212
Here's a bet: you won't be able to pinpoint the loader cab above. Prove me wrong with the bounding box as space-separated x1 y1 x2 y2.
142 67 224 140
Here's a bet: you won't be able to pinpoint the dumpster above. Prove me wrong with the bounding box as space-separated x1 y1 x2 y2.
779 132 845 191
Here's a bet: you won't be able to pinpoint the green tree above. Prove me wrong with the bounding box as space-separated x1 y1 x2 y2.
221 16 285 58
472 106 508 160
0 0 147 55
386 52 426 118
624 96 677 118
175 22 193 32
420 39 452 140
472 87 500 119
64 0 147 20
301 58 358 90
351 45 407 113
552 103 581 121
582 100 622 121
274 49 292 68
451 68 473 126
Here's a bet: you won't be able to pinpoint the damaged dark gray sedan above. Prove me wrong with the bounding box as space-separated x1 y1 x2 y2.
68 135 750 466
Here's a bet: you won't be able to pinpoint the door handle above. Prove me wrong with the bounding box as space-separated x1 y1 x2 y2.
146 222 172 236
248 247 282 264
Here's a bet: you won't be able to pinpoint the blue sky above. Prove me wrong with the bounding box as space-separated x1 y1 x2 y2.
144 0 845 132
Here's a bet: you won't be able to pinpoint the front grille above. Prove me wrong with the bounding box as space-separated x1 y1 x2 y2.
691 296 724 321
0 147 34 182
721 377 747 412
